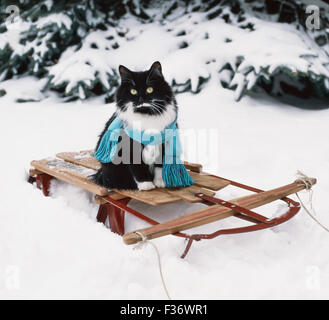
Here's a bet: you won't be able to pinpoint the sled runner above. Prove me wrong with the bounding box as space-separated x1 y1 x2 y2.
28 150 316 258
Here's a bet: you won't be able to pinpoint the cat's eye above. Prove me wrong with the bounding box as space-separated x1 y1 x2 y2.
146 87 153 94
130 89 138 95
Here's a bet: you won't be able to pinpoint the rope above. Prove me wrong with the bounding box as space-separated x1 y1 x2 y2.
134 232 172 300
295 170 314 191
295 171 329 234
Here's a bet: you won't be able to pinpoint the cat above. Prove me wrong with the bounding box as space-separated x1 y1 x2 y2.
93 61 179 191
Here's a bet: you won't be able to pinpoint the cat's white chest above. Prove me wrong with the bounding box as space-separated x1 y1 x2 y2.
142 144 162 165
118 103 177 132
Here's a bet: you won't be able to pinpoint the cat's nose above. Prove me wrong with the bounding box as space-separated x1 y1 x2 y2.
138 97 144 105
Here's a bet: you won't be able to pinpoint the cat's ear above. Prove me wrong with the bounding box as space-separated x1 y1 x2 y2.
119 65 134 84
147 61 163 81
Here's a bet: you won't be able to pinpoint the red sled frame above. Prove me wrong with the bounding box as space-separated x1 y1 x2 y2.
94 175 301 258
29 172 302 258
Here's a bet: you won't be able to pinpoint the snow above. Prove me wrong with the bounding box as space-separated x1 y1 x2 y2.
0 75 329 299
36 13 72 30
1 3 329 299
0 76 48 102
46 158 96 176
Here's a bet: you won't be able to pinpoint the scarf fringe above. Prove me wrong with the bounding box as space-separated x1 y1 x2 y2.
163 163 194 188
94 129 119 163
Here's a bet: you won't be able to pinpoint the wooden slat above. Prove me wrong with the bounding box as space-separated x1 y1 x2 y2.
57 151 100 170
188 185 216 197
164 185 215 203
29 168 44 176
122 178 317 244
188 171 230 190
31 158 109 196
114 188 181 206
183 161 202 173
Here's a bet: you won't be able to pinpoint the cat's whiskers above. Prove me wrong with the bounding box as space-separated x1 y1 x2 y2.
150 101 167 112
151 101 165 110
151 100 164 106
150 104 163 115
150 104 163 112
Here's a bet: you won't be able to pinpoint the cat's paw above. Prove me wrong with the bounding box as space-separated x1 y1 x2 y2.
137 181 155 191
153 167 165 188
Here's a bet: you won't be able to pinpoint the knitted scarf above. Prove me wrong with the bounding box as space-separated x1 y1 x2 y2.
94 117 194 188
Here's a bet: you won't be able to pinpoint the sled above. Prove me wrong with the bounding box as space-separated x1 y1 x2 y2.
28 150 316 258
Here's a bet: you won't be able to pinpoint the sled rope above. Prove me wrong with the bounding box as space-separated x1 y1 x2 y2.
295 171 329 234
134 232 172 300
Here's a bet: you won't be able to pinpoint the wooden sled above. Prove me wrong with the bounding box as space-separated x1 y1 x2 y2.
28 150 316 258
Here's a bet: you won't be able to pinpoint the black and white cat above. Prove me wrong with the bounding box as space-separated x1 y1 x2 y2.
93 61 178 191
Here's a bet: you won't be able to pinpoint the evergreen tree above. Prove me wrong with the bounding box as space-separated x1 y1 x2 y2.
0 0 328 103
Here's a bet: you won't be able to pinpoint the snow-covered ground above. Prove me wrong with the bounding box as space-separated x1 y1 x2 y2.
0 76 328 300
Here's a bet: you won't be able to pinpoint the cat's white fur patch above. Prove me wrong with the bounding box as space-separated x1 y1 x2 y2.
118 102 176 131
142 144 161 165
137 181 155 191
153 167 165 188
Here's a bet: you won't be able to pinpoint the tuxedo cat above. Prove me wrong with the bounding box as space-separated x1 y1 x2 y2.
93 61 179 190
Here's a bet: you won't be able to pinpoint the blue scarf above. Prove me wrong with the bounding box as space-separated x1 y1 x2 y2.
94 117 194 188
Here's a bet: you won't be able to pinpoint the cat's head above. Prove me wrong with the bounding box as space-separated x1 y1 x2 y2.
115 61 177 119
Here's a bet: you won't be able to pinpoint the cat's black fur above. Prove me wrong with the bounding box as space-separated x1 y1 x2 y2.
93 61 178 190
